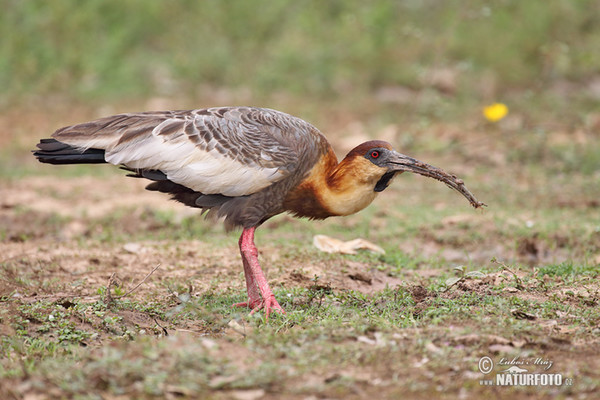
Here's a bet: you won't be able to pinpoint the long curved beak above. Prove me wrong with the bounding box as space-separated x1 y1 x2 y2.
387 151 486 209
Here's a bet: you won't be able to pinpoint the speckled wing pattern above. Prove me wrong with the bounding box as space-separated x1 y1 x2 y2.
52 107 325 197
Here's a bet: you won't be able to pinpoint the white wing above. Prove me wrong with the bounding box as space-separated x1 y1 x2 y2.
52 107 324 197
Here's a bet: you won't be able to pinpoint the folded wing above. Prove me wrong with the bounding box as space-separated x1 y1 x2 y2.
52 107 324 197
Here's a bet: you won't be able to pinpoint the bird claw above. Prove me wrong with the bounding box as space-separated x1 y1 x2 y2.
233 295 285 320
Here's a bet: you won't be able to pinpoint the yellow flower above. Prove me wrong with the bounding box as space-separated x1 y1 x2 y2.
483 103 508 122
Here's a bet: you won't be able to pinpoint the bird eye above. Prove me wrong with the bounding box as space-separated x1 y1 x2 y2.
371 150 379 158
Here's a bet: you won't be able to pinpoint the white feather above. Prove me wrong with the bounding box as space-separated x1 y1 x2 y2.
101 133 283 196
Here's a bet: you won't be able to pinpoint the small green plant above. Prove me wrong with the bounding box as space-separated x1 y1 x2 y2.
306 275 333 308
492 258 524 290
444 265 486 289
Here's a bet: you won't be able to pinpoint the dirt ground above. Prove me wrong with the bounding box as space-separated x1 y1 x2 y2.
1 104 599 399
2 171 599 398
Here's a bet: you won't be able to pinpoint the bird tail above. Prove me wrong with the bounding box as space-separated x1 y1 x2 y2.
33 138 106 164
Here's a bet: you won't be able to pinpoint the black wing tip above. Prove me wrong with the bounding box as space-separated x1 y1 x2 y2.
33 138 107 164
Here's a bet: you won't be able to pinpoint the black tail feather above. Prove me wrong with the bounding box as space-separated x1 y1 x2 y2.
145 179 235 210
33 138 106 164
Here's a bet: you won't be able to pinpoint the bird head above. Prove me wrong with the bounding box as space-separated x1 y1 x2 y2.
349 140 485 208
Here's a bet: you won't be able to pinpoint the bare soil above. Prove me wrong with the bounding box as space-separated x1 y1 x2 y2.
1 106 599 398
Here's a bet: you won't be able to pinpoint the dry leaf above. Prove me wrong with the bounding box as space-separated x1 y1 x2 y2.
313 234 385 255
511 309 537 320
426 342 442 354
489 344 515 354
228 389 266 400
453 334 481 345
123 242 149 254
441 214 474 225
538 319 558 328
357 335 377 346
486 335 512 345
224 319 251 339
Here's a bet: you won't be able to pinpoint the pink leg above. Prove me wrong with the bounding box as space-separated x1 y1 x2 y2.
237 238 261 309
233 227 285 319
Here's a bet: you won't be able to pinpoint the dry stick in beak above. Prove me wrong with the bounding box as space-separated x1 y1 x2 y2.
389 153 487 209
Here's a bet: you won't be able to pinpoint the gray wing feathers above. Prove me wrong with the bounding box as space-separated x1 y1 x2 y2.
51 107 326 196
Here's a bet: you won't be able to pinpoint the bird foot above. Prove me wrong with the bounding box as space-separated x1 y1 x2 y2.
233 295 285 320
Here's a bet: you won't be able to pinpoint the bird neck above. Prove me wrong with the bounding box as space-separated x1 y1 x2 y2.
322 151 391 216
284 148 389 219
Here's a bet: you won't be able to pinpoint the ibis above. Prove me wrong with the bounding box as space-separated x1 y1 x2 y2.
34 107 484 318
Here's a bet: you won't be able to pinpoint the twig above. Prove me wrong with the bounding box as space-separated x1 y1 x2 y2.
105 272 117 304
114 263 162 299
152 317 169 336
492 258 524 290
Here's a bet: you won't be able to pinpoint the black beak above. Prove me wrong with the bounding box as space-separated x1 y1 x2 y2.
386 151 486 209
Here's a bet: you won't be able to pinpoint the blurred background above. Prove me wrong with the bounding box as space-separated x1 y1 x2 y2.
1 0 599 263
2 1 599 152
2 0 600 104
2 1 599 145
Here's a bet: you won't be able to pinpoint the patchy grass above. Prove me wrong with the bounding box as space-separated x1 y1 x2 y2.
1 255 599 398
1 163 599 398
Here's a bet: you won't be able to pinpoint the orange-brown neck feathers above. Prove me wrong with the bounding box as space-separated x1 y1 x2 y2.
328 140 393 190
283 141 395 219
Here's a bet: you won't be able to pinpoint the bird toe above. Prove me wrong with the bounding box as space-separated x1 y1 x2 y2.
233 296 285 320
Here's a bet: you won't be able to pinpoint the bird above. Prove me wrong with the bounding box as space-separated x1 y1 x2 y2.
34 106 485 319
